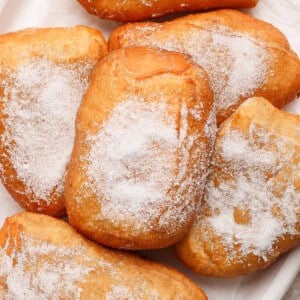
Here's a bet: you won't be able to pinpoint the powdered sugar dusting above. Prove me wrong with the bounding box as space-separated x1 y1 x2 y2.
140 0 153 7
86 96 206 233
204 105 217 150
122 24 268 112
186 27 268 111
118 0 153 7
0 232 112 299
0 216 193 299
0 59 93 203
202 123 300 258
106 285 135 300
106 284 159 300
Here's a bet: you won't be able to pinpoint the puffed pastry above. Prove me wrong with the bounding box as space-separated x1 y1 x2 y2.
176 97 300 277
65 47 216 250
0 27 108 217
77 0 259 22
0 212 207 299
109 9 300 125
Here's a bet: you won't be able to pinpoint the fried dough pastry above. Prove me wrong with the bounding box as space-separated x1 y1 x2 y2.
0 212 207 299
77 0 259 22
109 9 300 125
65 47 215 250
0 27 108 217
176 97 300 277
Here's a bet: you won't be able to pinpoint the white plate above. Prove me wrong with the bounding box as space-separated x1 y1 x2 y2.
0 0 299 299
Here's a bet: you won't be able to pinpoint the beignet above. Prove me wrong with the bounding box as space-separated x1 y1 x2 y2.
0 27 108 217
109 10 300 125
65 47 215 250
0 212 207 299
77 0 259 22
176 97 300 277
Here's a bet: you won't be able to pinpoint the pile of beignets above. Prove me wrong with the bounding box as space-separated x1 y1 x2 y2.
0 1 299 298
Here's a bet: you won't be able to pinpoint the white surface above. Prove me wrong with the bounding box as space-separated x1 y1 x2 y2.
0 0 299 299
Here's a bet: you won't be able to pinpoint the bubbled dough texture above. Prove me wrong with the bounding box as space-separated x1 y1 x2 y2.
109 9 300 125
176 97 300 277
0 27 108 217
0 212 206 299
77 0 258 22
65 47 215 250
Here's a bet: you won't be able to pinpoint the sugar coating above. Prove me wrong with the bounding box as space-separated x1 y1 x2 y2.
0 222 186 299
106 284 159 300
106 286 135 300
119 0 154 7
202 123 300 259
0 59 93 203
86 96 213 233
0 232 111 300
140 0 153 7
122 24 268 111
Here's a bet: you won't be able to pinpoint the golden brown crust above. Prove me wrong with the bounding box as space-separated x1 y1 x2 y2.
65 47 215 250
78 0 259 22
0 27 108 217
175 97 300 277
109 9 300 125
171 9 291 48
0 212 207 299
0 26 107 66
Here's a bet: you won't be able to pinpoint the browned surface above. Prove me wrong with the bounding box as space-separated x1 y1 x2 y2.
78 0 259 22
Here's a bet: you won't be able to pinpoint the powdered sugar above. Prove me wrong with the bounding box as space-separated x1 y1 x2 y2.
106 286 135 300
106 284 159 300
0 233 110 299
0 216 193 299
86 95 206 232
86 98 178 229
140 0 153 7
0 59 93 203
119 0 153 6
118 0 153 7
122 24 268 112
202 121 299 258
